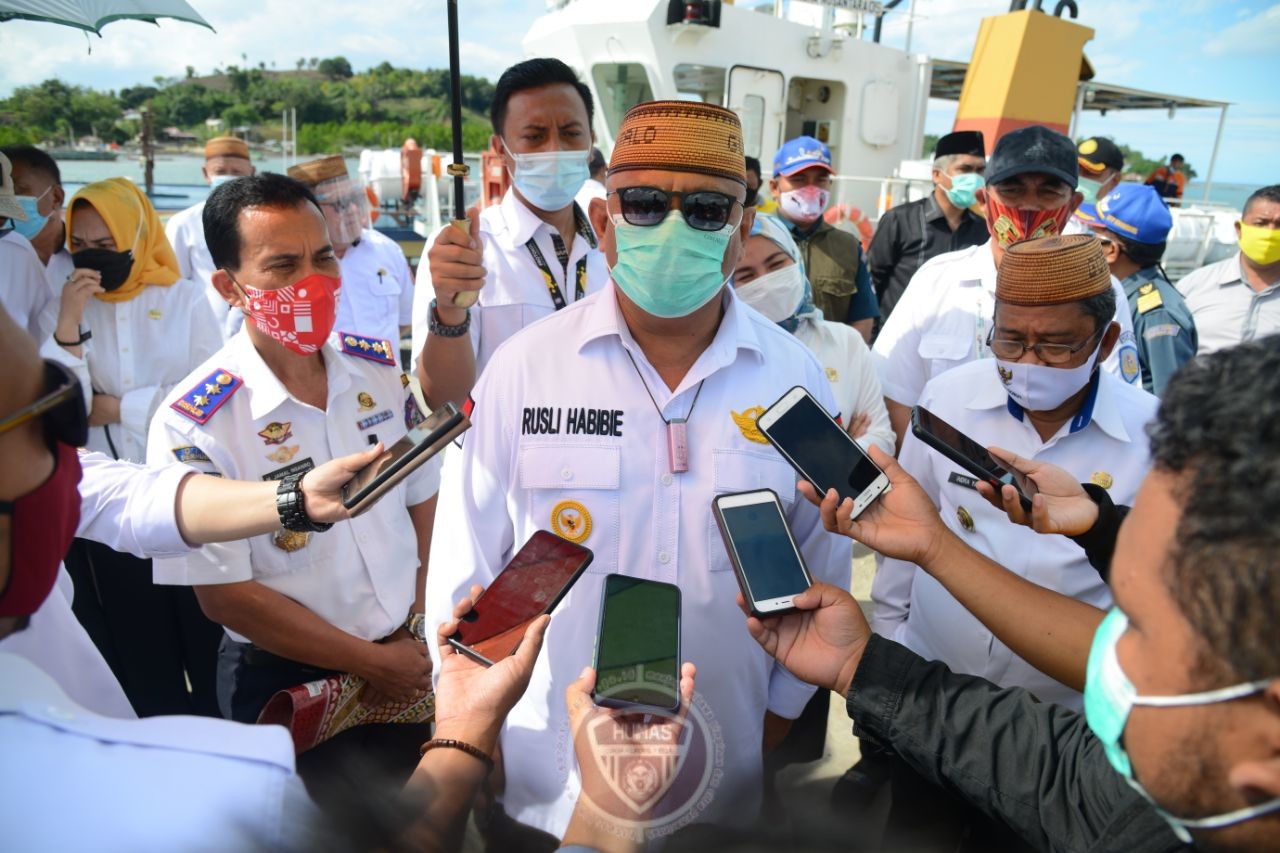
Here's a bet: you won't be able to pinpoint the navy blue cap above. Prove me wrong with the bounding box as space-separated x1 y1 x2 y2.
986 125 1078 189
1094 184 1173 245
773 136 833 177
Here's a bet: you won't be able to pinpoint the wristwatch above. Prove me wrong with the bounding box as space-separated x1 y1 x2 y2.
275 472 333 533
404 610 428 643
429 298 471 338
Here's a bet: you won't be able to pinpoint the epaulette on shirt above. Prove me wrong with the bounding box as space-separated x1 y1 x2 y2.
339 331 396 366
171 369 243 424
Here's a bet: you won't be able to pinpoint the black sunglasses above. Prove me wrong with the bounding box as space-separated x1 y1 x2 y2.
0 360 89 448
609 186 742 232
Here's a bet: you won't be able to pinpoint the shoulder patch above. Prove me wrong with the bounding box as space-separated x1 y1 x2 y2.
171 446 211 464
1143 323 1182 341
339 331 396 366
170 369 242 424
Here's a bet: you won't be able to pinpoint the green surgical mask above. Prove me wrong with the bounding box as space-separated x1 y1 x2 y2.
609 210 732 318
1078 176 1105 207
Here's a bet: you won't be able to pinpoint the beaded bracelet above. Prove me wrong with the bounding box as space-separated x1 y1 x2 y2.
419 737 494 774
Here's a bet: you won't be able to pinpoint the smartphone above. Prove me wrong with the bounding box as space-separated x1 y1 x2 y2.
593 575 681 713
342 402 469 516
448 530 594 666
756 386 890 519
712 489 813 617
910 406 1035 511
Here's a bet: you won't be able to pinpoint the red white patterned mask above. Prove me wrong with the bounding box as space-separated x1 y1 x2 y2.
236 273 341 355
986 195 1073 247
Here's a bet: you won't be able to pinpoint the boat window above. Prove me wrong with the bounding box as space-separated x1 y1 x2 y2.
592 63 655 136
673 64 727 106
739 94 766 159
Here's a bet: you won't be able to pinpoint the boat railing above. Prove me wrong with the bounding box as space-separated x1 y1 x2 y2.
822 174 936 221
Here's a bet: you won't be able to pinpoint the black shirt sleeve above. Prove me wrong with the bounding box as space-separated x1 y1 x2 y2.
846 635 1186 853
1067 483 1131 584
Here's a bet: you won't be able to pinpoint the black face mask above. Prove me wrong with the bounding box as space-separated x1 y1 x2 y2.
72 248 135 292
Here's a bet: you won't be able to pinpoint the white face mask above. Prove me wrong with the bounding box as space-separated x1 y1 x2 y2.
779 185 829 225
502 139 590 212
995 341 1102 411
735 264 805 323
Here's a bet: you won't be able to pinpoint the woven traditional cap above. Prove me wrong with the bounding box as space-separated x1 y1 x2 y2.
609 100 746 186
288 155 348 187
204 136 250 160
997 235 1111 306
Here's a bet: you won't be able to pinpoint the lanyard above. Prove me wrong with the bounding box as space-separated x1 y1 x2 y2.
524 203 597 311
624 348 706 474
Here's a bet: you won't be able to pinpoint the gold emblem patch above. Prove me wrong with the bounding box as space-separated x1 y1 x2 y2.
258 421 293 445
266 444 300 464
731 407 769 444
273 529 311 552
998 365 1014 386
357 392 376 411
956 506 975 533
551 500 592 543
1090 471 1114 489
825 367 839 382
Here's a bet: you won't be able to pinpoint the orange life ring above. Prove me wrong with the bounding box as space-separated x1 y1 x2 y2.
823 204 874 251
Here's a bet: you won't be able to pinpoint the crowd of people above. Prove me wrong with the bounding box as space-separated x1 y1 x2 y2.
0 54 1277 852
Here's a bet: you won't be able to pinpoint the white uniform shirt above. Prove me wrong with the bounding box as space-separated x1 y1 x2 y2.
1175 252 1280 355
44 246 74 299
0 229 56 341
1 452 195 719
871 358 1157 709
149 330 439 643
872 241 1141 406
57 280 221 461
792 316 896 457
426 284 847 837
336 228 415 347
164 200 235 335
0 653 316 851
410 189 609 372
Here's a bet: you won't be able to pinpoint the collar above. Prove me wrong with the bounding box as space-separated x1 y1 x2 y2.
966 364 1131 442
0 651 69 710
1121 266 1166 297
923 192 947 222
500 188 552 247
787 217 826 241
233 330 352 421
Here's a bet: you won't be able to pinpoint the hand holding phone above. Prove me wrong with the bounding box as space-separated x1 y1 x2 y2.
342 402 469 516
713 489 813 617
910 406 1034 512
593 575 681 713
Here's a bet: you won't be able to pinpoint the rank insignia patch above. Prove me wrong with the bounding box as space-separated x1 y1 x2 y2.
552 500 592 544
171 446 211 464
731 406 769 444
266 444 300 464
259 421 293 445
339 331 396 365
171 369 242 424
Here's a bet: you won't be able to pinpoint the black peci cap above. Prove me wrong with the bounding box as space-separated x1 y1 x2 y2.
986 125 1079 189
934 130 986 159
1077 136 1124 176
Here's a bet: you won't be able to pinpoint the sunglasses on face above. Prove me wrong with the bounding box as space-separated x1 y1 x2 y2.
0 361 89 448
609 186 743 232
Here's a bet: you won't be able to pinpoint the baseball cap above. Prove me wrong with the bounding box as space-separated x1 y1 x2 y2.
1093 184 1173 245
773 136 833 177
1077 136 1124 176
985 126 1078 189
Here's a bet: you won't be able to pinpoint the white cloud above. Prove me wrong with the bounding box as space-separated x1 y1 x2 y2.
1205 2 1280 56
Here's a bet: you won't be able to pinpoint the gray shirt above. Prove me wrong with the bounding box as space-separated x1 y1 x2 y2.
1175 252 1280 355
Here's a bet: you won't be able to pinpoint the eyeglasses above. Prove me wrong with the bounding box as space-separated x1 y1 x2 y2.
608 186 742 232
0 360 88 448
986 326 1104 365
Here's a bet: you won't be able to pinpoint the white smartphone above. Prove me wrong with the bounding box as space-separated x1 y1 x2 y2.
756 385 890 520
712 489 813 617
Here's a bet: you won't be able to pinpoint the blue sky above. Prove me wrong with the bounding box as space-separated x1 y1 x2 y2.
1 0 1275 184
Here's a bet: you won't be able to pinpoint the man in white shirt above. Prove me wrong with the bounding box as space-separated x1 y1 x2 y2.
164 136 256 339
0 151 57 342
873 126 1142 445
412 57 607 409
1176 184 1280 354
2 145 74 289
149 173 439 792
426 100 847 844
288 155 415 351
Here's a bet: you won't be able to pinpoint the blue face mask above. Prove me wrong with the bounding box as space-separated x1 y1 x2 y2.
610 210 733 319
503 140 590 212
1085 608 1280 843
943 172 984 209
12 189 52 241
208 174 239 189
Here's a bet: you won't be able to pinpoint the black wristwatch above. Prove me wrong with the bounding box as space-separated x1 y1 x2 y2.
429 298 471 338
276 472 333 533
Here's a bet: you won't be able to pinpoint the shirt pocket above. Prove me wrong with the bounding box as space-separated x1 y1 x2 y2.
519 442 621 574
248 530 332 579
706 448 799 573
918 333 973 379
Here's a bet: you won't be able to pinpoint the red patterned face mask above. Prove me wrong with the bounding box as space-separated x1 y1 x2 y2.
0 443 82 618
236 273 341 355
985 195 1073 247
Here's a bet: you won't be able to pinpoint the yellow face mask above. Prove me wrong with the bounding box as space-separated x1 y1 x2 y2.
1238 222 1280 266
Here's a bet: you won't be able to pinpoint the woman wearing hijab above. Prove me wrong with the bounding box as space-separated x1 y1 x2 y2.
735 215 895 457
61 178 223 718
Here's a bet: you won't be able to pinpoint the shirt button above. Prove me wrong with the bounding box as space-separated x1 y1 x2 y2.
660 473 673 486
561 467 573 481
658 551 670 564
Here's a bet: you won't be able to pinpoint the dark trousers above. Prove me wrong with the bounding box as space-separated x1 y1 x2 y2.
63 537 222 717
217 636 430 816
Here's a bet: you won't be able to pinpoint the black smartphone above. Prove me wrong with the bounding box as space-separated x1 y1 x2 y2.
342 402 469 516
910 405 1035 511
593 575 681 713
757 386 890 519
712 489 813 617
448 530 594 666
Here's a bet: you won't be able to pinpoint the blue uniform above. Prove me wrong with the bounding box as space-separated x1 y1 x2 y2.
1123 266 1197 397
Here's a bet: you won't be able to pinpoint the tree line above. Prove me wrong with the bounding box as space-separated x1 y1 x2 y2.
0 58 495 154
